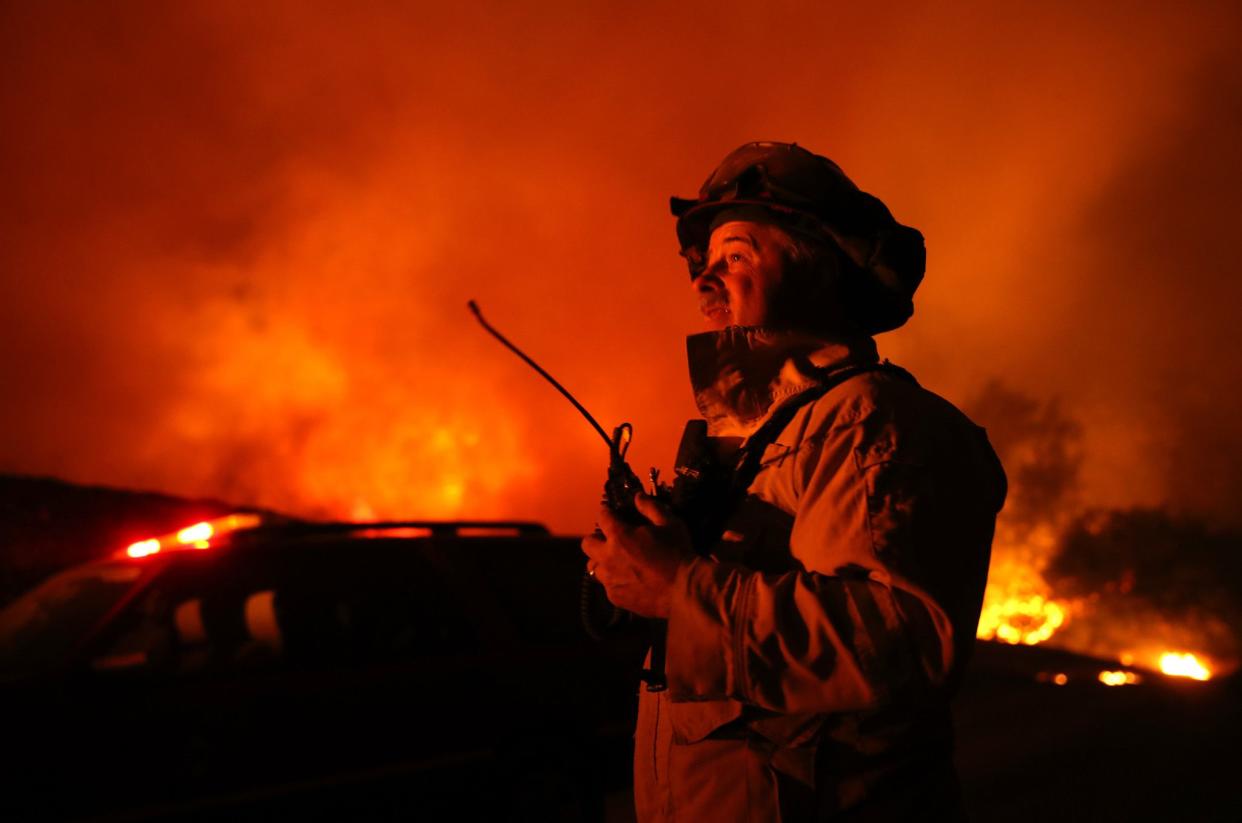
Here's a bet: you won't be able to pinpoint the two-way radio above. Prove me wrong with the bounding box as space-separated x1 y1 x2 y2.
468 301 668 691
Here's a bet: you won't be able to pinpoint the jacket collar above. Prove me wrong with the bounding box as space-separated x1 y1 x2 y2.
686 327 879 439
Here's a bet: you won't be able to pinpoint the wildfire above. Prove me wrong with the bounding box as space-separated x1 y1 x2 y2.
1158 652 1212 681
156 305 540 523
979 584 1221 683
977 592 1067 645
977 525 1072 646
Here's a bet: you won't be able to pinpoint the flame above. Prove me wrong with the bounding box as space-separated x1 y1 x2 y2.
977 526 1071 645
156 307 540 522
977 592 1066 645
1159 652 1211 680
978 533 1232 680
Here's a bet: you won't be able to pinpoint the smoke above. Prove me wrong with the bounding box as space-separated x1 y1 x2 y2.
1063 53 1242 528
1049 509 1242 670
969 378 1242 669
967 380 1083 540
2 1 1241 535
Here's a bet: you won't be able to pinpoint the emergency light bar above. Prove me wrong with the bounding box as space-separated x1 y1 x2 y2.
123 513 263 558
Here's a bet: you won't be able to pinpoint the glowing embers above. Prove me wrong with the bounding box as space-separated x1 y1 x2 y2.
977 592 1067 646
1035 658 1210 688
1038 670 1144 687
1159 651 1212 681
122 513 262 559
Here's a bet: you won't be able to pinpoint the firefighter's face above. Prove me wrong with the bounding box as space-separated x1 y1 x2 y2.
694 221 791 330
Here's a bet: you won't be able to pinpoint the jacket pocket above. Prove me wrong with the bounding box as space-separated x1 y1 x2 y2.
668 696 746 745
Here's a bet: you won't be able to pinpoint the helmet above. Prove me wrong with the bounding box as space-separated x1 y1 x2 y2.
670 141 925 334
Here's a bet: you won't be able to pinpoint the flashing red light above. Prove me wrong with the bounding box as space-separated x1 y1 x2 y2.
125 539 161 558
121 514 262 559
177 522 214 544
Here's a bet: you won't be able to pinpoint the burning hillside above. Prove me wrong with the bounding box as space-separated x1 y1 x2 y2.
969 381 1240 679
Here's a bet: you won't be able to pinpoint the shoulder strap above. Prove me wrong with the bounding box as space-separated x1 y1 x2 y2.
728 361 916 500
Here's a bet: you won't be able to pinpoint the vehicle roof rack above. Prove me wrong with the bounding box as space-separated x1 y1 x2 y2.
259 520 552 538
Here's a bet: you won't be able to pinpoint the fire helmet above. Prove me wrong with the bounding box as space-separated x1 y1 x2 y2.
670 141 925 334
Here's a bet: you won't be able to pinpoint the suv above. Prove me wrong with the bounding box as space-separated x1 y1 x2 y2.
0 516 647 821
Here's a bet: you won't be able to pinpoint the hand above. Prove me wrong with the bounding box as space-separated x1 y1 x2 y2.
580 492 695 619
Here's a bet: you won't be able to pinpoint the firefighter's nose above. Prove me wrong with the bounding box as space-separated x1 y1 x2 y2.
694 270 723 294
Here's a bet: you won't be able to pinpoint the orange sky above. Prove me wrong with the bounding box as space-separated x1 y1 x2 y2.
2 1 1240 534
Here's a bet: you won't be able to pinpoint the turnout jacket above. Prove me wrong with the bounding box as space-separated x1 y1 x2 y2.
634 328 1006 822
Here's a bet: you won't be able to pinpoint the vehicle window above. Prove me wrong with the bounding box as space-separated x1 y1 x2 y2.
86 541 481 676
0 563 144 676
90 552 314 674
273 540 479 664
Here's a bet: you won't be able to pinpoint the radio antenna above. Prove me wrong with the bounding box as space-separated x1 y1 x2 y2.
468 300 613 449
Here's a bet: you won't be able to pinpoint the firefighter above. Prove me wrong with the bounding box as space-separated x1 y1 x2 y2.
581 142 1006 821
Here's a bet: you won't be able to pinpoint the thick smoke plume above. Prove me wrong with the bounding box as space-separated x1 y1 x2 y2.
968 380 1083 540
970 379 1242 671
2 1 1241 540
1049 509 1242 670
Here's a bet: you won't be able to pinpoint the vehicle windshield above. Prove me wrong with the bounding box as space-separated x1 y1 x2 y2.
0 563 145 676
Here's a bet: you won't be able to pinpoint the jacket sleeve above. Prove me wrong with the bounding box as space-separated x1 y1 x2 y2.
664 396 995 714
